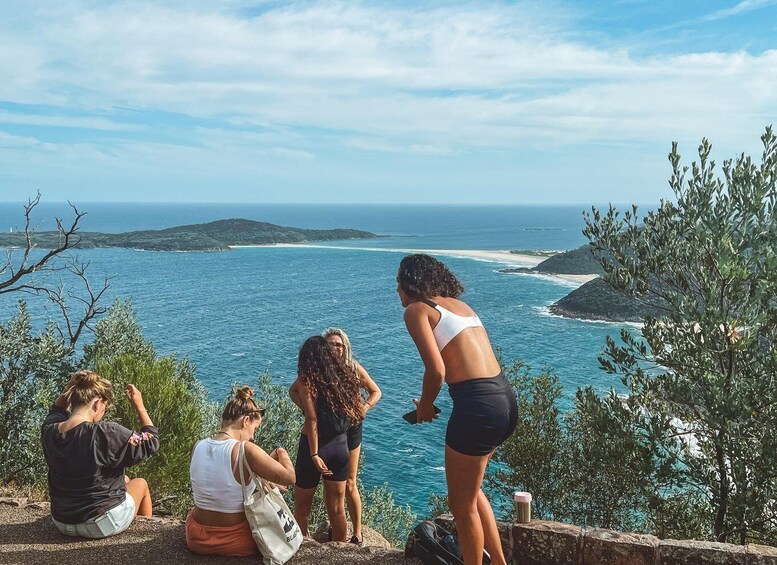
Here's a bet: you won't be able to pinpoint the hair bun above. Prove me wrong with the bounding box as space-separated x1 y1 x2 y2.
73 370 98 386
236 386 254 400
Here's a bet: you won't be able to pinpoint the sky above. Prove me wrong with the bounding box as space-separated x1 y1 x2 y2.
0 0 776 205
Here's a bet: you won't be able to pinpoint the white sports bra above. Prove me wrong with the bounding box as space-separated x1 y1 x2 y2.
421 298 484 351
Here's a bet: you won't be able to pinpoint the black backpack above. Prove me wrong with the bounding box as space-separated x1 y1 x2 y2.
407 521 492 565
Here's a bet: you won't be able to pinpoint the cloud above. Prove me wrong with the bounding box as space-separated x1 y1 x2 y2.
0 111 141 131
265 147 315 160
703 0 777 21
345 138 454 156
0 0 775 182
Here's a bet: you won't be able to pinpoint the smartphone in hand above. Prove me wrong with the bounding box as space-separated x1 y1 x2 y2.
403 403 441 424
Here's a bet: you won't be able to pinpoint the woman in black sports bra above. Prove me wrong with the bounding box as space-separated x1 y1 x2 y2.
397 254 517 565
292 336 363 542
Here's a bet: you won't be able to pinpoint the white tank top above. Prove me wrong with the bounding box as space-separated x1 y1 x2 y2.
190 438 255 513
422 299 484 351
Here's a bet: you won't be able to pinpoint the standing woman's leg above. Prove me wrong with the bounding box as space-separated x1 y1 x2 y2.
445 446 507 565
322 480 349 542
293 486 316 536
476 488 507 565
345 444 363 541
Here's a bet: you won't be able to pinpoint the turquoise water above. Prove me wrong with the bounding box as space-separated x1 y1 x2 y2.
0 203 630 514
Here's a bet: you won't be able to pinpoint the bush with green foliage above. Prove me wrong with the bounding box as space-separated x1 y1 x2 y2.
489 359 570 523
0 301 75 485
84 299 217 516
488 361 711 539
582 127 777 544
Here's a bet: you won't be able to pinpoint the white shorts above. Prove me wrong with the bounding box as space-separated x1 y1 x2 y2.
52 493 136 539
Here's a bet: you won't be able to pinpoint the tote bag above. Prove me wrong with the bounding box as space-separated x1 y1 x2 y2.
239 442 303 565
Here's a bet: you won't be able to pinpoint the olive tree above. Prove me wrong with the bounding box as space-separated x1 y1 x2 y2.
0 302 75 484
583 127 777 544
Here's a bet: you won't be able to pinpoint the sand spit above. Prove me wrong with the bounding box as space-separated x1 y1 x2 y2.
230 244 596 286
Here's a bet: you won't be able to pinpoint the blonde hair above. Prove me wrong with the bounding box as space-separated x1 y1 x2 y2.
322 327 357 371
221 385 263 423
63 370 113 409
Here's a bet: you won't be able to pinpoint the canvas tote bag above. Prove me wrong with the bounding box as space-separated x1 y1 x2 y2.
239 442 303 565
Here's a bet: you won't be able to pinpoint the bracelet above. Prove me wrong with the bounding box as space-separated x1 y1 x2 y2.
137 409 148 413
310 452 319 458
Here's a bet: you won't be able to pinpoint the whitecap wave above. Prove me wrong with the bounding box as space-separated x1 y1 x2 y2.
534 305 643 328
501 270 582 288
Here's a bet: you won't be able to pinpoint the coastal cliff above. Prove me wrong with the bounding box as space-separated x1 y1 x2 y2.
0 218 379 252
502 246 658 323
547 277 663 323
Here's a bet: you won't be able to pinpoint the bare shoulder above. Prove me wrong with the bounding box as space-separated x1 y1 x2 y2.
245 441 268 458
404 300 431 319
437 297 477 317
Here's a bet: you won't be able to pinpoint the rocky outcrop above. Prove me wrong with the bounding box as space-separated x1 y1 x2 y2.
548 276 664 323
0 499 416 565
3 499 776 565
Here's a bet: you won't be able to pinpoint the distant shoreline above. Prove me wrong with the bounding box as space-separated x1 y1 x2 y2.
230 243 598 286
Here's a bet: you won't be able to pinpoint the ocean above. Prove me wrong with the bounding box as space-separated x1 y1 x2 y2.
0 202 631 515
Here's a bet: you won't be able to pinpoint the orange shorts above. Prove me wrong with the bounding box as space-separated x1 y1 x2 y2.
185 510 258 557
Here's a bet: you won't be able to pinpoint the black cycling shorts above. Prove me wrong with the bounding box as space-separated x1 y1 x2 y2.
445 372 518 456
294 433 349 489
346 421 362 451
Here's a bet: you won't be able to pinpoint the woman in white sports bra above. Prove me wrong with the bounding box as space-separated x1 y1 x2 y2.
397 254 517 565
187 386 296 557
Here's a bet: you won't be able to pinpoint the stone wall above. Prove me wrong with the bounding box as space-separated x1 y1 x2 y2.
434 515 777 565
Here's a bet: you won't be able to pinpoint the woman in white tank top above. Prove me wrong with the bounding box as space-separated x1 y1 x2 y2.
187 386 296 557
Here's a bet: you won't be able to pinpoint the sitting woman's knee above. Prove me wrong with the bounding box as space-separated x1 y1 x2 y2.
131 477 148 487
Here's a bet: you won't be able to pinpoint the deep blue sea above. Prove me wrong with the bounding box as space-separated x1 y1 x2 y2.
0 202 632 515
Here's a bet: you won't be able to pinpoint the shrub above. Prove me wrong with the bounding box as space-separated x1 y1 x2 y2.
87 300 216 517
0 301 74 486
95 353 211 517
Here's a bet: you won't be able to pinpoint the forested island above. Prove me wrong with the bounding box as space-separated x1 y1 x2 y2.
0 218 379 252
502 245 660 323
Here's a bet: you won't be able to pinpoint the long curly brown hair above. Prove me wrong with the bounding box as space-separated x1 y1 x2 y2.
298 336 361 424
398 254 464 300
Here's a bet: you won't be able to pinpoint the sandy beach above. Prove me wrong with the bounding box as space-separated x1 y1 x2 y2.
230 244 598 285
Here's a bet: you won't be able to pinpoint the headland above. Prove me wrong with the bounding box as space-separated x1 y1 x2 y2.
0 218 379 252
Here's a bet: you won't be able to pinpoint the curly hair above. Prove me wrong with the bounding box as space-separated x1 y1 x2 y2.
62 370 113 409
222 385 264 423
398 254 464 301
298 336 361 424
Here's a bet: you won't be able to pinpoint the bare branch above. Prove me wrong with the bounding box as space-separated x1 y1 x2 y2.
1 195 108 348
0 193 86 295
